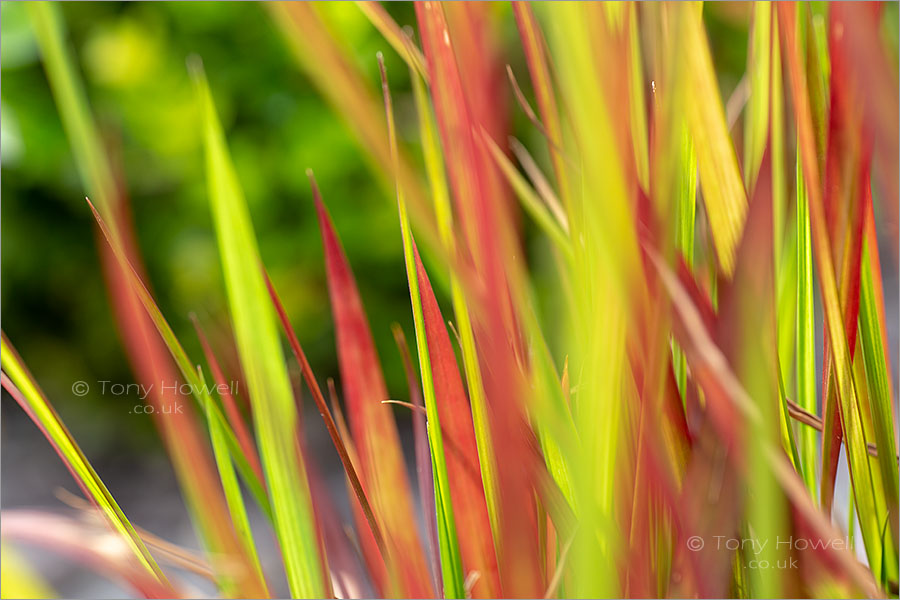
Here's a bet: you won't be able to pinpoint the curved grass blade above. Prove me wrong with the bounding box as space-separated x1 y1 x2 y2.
0 336 169 589
191 60 325 599
87 198 271 524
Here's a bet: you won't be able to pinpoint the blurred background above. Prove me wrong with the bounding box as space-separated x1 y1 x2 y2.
1 2 897 597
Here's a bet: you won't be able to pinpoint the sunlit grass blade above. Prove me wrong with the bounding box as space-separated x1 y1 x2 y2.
192 317 264 485
858 218 900 577
196 364 269 598
392 324 442 595
381 53 466 599
779 2 888 585
743 2 772 193
679 3 748 276
0 336 169 589
191 60 325 598
795 154 818 499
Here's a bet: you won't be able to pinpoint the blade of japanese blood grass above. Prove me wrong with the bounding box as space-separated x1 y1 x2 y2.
196 365 269 597
796 160 817 498
311 176 434 598
87 198 270 523
673 126 697 399
409 66 501 546
779 2 888 583
380 54 465 599
192 63 325 599
393 324 442 595
679 3 748 276
192 317 264 485
354 1 427 80
417 4 545 596
858 211 900 555
0 344 168 589
743 2 772 194
263 272 388 564
409 241 501 599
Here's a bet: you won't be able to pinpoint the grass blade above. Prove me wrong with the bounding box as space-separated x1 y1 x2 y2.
381 54 466 599
311 177 433 597
680 3 748 276
192 60 325 598
0 336 169 589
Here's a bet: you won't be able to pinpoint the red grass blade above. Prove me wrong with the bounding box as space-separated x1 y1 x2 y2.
411 240 501 598
311 177 433 598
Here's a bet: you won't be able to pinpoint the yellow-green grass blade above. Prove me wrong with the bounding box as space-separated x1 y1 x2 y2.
382 56 465 599
198 364 269 597
673 125 697 399
410 65 501 544
858 235 900 577
1 335 168 586
743 2 772 193
627 2 649 193
87 199 271 524
191 62 326 599
680 2 747 276
795 153 817 499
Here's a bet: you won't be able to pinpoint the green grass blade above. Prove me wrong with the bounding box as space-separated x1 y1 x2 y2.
858 236 900 577
191 60 326 599
197 364 269 597
0 335 168 587
381 56 466 600
795 151 817 499
87 199 271 523
743 2 772 192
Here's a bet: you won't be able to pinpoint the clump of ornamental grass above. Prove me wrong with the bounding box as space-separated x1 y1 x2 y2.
2 2 898 599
